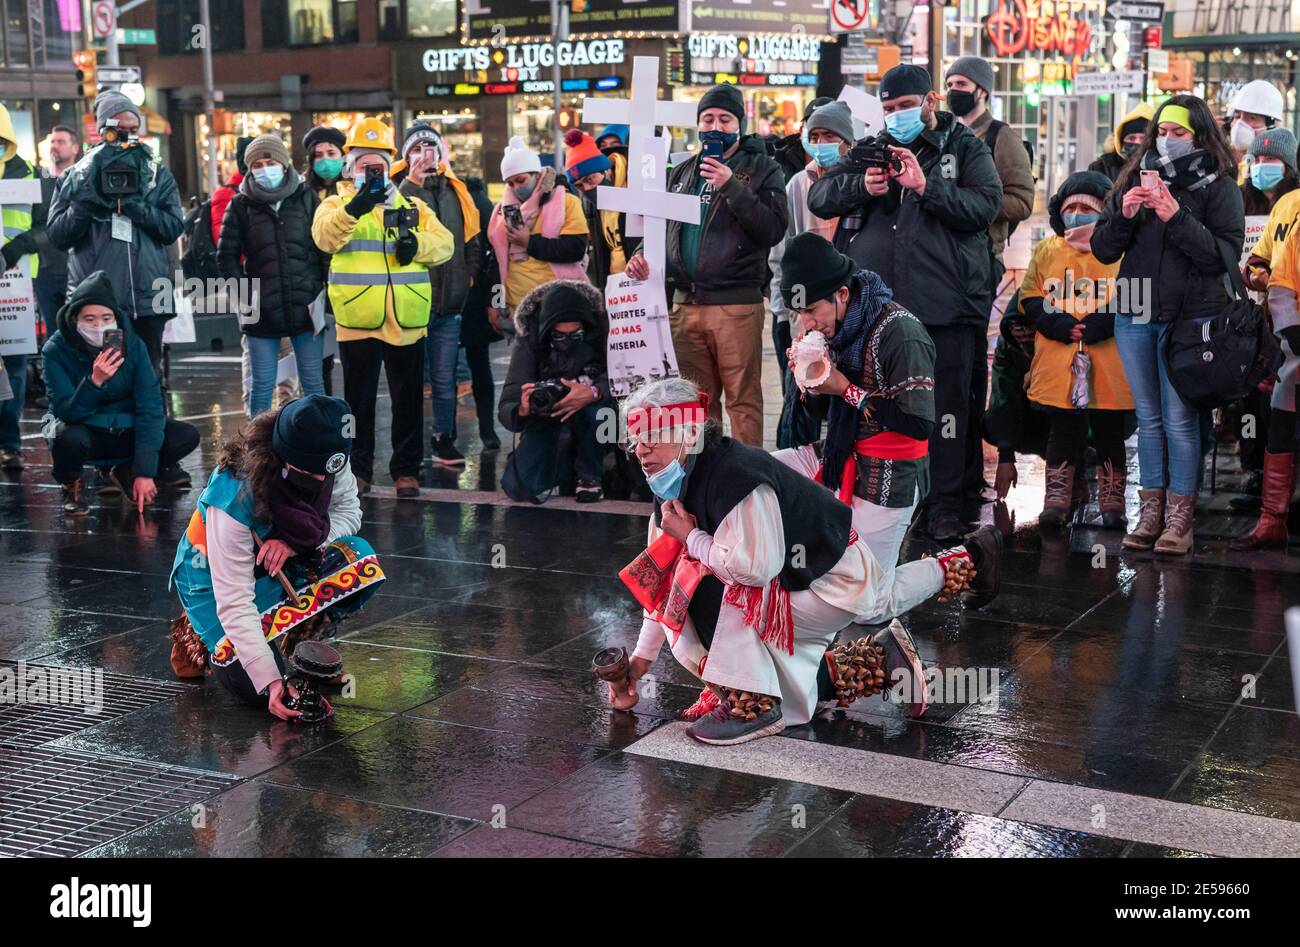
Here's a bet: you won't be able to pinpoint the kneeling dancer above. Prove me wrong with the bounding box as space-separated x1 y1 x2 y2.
170 395 384 720
615 378 999 745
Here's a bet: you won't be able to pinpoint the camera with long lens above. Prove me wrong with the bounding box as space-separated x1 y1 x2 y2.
528 378 570 416
98 121 142 197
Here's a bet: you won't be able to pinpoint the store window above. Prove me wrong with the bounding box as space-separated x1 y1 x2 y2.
378 0 456 40
5 0 29 67
158 0 245 54
310 110 395 144
262 0 359 48
200 111 292 185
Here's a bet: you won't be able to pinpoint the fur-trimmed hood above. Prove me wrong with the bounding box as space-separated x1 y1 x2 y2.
512 277 606 339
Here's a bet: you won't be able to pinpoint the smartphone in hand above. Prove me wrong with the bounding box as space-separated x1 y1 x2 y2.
102 328 124 357
1140 169 1160 192
701 138 724 161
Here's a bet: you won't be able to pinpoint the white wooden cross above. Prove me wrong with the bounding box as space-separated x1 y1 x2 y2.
0 178 45 358
581 56 700 281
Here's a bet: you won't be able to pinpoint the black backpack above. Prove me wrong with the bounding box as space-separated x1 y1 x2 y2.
181 200 220 281
1162 241 1284 410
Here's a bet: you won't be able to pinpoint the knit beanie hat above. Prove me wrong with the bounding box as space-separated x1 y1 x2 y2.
945 56 994 95
303 125 346 157
1048 170 1113 236
697 83 746 128
805 101 855 145
501 135 542 179
402 120 445 163
1118 116 1150 142
94 90 142 131
243 134 290 170
779 232 857 306
272 395 354 476
1249 127 1299 174
879 64 932 103
597 124 628 145
563 128 612 182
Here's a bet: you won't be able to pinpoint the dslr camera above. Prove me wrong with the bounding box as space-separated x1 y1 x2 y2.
383 206 419 236
528 379 570 417
845 137 905 177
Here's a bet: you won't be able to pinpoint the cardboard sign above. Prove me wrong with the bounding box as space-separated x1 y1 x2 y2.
604 272 678 398
0 257 38 357
1241 215 1269 266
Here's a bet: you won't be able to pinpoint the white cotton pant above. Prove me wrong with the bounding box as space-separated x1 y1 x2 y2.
773 444 938 625
667 548 943 727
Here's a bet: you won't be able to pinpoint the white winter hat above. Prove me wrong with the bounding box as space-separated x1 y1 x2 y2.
500 135 541 180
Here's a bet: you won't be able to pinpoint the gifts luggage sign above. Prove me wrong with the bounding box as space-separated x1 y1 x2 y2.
604 273 678 397
0 179 43 357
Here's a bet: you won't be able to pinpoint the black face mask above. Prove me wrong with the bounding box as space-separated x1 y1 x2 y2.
1122 141 1141 157
947 90 979 118
282 466 329 498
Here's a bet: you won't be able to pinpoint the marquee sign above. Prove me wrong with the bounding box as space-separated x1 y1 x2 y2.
985 0 1094 59
422 39 626 74
686 34 822 63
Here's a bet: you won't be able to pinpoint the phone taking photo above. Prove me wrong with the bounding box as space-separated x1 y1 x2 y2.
701 138 724 161
1140 169 1160 191
102 328 124 357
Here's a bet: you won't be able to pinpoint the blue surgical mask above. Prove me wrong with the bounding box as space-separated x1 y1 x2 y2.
252 165 284 190
885 107 925 144
512 181 536 203
1063 211 1100 230
1251 162 1285 192
807 141 843 168
647 459 686 502
700 129 739 152
1156 135 1195 161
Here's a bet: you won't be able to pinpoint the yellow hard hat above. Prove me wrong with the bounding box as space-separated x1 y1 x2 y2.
344 117 396 155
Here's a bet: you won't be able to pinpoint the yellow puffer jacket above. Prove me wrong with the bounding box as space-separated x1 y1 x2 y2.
312 181 454 345
1020 235 1134 411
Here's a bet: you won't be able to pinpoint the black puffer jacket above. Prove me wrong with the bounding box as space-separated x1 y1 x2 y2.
216 180 326 338
807 112 1003 329
1090 163 1244 325
498 279 608 433
665 133 788 305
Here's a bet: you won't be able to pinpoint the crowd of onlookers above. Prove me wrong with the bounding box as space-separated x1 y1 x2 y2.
3 67 1300 558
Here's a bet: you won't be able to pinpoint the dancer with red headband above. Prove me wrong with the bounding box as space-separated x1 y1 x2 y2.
614 376 1001 746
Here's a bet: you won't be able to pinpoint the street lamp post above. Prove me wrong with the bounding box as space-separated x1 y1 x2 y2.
198 0 218 194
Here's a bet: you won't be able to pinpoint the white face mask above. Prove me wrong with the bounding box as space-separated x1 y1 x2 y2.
77 320 116 348
1229 118 1258 151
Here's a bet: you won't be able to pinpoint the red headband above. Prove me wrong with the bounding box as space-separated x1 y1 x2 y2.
626 396 709 437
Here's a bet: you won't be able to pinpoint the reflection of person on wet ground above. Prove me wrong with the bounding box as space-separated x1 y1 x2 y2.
610 377 1003 746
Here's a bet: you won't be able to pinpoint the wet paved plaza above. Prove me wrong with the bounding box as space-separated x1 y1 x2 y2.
2 341 1299 859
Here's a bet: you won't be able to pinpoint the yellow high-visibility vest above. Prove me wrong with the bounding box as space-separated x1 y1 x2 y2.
327 191 430 331
1 160 37 278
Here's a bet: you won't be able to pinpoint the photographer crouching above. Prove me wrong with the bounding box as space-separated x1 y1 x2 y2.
42 272 199 516
498 280 611 503
46 91 184 376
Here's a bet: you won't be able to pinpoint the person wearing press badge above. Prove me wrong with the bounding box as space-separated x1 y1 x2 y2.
170 395 384 721
217 134 328 418
46 90 184 378
1090 95 1244 556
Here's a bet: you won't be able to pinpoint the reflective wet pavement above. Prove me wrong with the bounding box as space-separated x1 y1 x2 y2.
2 343 1298 858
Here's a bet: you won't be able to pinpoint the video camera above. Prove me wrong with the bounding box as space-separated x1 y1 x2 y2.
382 206 419 237
845 137 905 177
98 120 142 197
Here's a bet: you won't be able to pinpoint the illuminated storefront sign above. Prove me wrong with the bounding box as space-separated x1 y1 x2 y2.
985 0 1093 59
694 71 818 86
422 39 626 74
451 77 624 96
687 34 823 63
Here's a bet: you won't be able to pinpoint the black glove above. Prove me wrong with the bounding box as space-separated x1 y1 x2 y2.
394 233 418 266
1281 325 1300 354
345 185 384 219
1 240 21 271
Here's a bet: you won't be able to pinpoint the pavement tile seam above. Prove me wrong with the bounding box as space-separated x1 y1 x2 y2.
428 821 655 858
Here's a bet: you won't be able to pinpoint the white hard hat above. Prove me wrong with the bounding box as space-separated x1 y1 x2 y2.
1231 80 1284 121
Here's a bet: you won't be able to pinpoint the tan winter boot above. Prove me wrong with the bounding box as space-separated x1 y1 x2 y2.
1097 460 1127 531
1122 488 1165 550
1154 491 1196 555
1038 462 1075 528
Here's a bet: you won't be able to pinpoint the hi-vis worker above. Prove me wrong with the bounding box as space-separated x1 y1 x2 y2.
311 117 453 498
0 103 41 473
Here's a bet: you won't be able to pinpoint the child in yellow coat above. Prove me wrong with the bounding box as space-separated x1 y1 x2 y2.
1018 172 1134 530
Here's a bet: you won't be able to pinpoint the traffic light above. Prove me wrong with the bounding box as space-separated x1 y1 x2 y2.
73 49 97 100
571 0 589 12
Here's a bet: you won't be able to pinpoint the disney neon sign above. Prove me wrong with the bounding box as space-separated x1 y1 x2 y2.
985 0 1093 59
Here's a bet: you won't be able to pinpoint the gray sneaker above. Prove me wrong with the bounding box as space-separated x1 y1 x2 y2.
687 699 785 746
